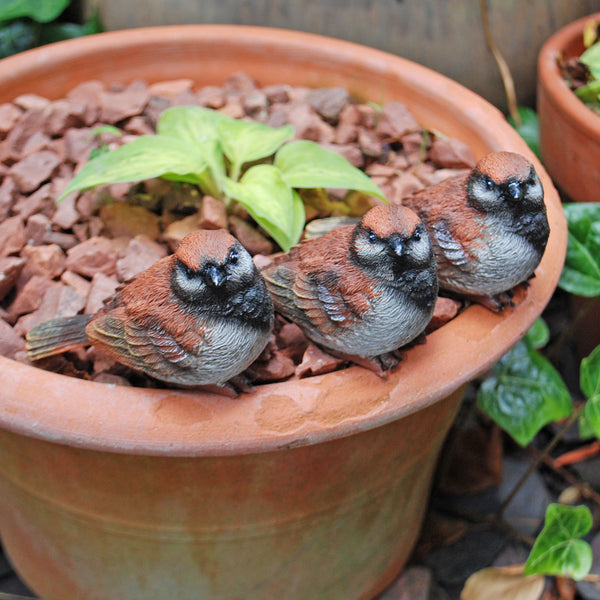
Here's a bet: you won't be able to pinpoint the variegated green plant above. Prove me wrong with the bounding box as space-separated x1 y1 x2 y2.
59 106 386 251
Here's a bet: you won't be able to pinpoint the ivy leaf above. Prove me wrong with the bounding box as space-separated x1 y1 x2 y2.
274 140 387 201
578 411 597 440
508 107 540 160
581 345 600 438
38 14 104 44
477 341 573 446
57 135 207 201
224 164 300 251
559 203 600 297
525 317 550 350
524 504 593 581
0 20 36 58
581 344 600 400
0 0 69 23
217 119 293 180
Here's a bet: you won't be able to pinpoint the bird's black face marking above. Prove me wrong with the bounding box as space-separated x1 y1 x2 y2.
350 221 436 298
468 166 544 216
171 243 273 328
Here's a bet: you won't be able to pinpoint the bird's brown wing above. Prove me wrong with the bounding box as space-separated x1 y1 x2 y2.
264 260 371 334
86 307 205 378
431 220 473 271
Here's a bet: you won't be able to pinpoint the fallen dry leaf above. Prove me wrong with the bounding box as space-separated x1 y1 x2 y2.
461 565 545 600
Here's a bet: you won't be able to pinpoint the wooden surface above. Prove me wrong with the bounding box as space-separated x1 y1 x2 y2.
81 0 600 110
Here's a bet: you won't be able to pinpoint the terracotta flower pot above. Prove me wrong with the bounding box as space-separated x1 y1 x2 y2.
538 14 600 358
537 12 600 203
0 26 566 600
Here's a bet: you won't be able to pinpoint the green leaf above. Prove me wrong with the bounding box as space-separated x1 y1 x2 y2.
584 395 600 439
477 341 573 446
217 119 293 180
57 135 207 201
524 504 593 581
575 80 600 104
581 344 600 400
157 106 230 196
0 19 36 58
89 125 121 138
0 0 69 23
578 411 597 440
559 203 600 297
157 105 230 148
274 140 387 201
580 41 600 80
508 107 540 160
289 190 306 249
225 164 299 251
581 345 600 439
525 317 550 350
38 17 103 45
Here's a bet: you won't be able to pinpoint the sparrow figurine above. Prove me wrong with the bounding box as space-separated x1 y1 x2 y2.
261 204 439 375
402 151 550 311
26 229 274 389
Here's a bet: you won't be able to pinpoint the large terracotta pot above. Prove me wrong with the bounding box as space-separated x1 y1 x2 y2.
538 12 600 203
82 0 599 112
0 26 566 600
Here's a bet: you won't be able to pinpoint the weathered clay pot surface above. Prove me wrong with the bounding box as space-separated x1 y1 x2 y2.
538 12 600 203
0 26 566 600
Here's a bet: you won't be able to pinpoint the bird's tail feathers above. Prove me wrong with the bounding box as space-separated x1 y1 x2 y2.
26 315 92 361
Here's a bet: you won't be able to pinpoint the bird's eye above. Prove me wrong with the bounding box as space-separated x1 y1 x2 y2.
228 249 239 265
367 231 378 244
485 177 495 189
412 230 421 242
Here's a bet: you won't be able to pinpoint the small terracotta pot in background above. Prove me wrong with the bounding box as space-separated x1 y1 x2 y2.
0 26 567 600
538 13 600 359
537 12 600 204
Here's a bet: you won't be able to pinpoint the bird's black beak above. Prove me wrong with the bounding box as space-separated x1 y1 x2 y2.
389 237 404 257
507 181 522 200
205 264 225 288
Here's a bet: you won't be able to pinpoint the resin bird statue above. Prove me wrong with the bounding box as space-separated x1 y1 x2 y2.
402 151 549 311
261 204 439 376
26 229 274 389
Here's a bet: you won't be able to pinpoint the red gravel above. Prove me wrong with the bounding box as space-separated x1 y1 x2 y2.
0 72 468 387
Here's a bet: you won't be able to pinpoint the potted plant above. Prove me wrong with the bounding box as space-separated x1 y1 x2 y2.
537 11 600 204
537 13 600 359
0 26 566 600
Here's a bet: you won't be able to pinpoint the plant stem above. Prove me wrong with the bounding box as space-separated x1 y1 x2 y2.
530 447 600 507
479 0 521 125
497 403 585 518
230 160 242 183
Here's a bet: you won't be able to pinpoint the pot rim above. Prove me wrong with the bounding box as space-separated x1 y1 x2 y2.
538 12 600 139
0 25 567 457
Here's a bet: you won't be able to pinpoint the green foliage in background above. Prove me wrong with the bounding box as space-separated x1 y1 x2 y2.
0 0 102 58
